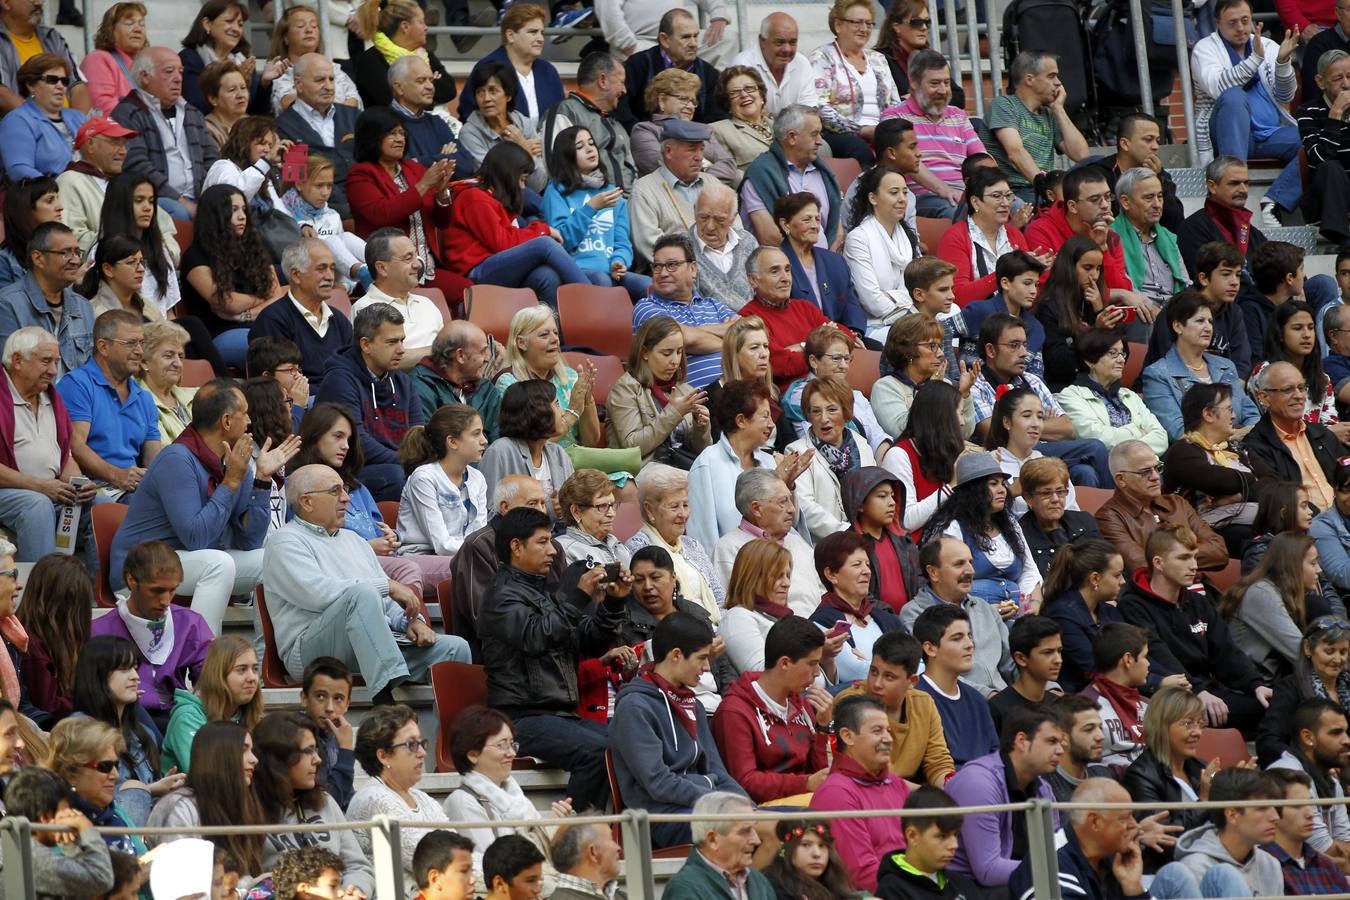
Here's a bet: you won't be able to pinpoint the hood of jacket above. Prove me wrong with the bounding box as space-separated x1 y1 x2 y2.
1175 823 1278 879
842 465 906 530
722 671 815 726
323 345 407 408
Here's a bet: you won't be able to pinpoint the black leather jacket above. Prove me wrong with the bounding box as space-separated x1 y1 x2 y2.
1122 747 1208 870
478 561 625 716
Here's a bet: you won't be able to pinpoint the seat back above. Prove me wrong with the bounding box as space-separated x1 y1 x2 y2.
431 660 488 772
846 349 882 399
824 157 862 194
420 286 452 323
1205 557 1243 593
92 503 129 608
435 578 456 637
1122 341 1147 390
327 286 352 316
466 285 539 342
174 219 194 255
255 584 299 688
1074 486 1114 515
916 216 953 251
557 284 635 357
1196 727 1250 767
562 352 625 408
180 359 214 388
377 500 400 528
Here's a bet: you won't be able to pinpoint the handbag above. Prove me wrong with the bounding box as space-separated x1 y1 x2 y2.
653 440 700 471
254 207 304 265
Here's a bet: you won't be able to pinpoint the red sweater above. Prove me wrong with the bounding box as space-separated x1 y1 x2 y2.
935 219 1031 306
345 160 452 240
738 296 832 391
441 180 552 276
710 672 830 803
1023 204 1134 293
1276 0 1334 31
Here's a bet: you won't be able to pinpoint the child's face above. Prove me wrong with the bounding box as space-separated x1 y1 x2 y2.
1017 635 1063 684
904 824 960 872
301 674 352 728
1001 272 1039 310
426 849 475 900
507 864 545 900
299 867 344 900
300 169 335 207
916 275 955 315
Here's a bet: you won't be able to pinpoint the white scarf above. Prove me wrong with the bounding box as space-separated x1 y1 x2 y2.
116 597 175 666
461 770 538 824
639 524 720 625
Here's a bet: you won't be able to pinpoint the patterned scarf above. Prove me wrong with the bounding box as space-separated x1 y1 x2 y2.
1205 197 1254 257
651 378 678 409
281 187 324 223
1074 373 1130 428
810 430 859 477
392 166 436 281
1310 668 1350 714
818 589 874 625
0 616 26 710
1183 430 1243 468
645 670 698 738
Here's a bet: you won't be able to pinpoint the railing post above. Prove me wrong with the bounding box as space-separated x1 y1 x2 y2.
620 809 656 900
0 817 35 900
81 0 92 56
1172 0 1200 165
735 0 749 57
369 816 405 900
965 1 984 119
1026 800 1061 900
942 0 964 96
1127 0 1156 115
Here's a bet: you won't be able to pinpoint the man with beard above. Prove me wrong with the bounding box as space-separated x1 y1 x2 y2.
1046 695 1111 801
884 50 987 219
1269 697 1350 861
809 695 909 892
947 705 1065 887
1262 768 1350 894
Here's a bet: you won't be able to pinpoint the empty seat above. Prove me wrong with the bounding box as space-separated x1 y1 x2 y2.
466 285 539 342
557 284 637 357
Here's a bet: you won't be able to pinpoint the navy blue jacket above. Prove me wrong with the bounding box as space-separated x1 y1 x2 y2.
248 293 353 390
392 104 457 169
1010 825 1148 900
1042 589 1130 694
456 46 565 124
617 46 726 128
781 241 867 334
314 346 425 468
274 104 361 218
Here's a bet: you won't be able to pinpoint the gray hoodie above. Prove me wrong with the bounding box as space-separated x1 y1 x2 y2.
1174 823 1283 897
899 585 1013 696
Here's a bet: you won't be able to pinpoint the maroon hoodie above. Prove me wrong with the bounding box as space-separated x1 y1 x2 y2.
710 671 830 803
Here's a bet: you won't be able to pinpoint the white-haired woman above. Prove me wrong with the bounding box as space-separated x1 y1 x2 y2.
137 321 197 443
625 463 723 623
494 304 599 451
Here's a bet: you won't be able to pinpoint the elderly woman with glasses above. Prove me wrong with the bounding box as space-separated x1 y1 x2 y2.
0 54 86 180
789 376 876 540
625 463 724 623
936 167 1033 305
347 704 451 888
1018 457 1101 578
709 66 775 173
43 717 146 856
1257 615 1350 766
555 469 632 576
632 69 740 185
810 0 899 166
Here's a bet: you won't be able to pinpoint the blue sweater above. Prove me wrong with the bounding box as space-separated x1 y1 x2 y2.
248 294 354 390
392 104 457 168
0 100 85 179
915 675 998 767
541 181 635 272
109 443 270 590
314 347 424 468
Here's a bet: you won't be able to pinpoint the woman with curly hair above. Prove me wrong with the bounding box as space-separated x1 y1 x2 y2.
16 554 92 723
762 819 860 900
881 379 966 531
202 115 289 209
924 450 1043 611
179 184 281 368
80 2 147 116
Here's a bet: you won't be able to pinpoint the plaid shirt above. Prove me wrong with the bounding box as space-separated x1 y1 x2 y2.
971 369 1064 426
1262 841 1349 895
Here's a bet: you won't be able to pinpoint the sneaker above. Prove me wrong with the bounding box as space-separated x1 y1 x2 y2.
1260 198 1282 228
552 6 594 41
454 7 494 53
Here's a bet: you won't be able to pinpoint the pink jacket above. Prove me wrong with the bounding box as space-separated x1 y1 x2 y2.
82 49 134 117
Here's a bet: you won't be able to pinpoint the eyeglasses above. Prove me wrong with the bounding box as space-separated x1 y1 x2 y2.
907 16 932 27
296 745 321 759
981 191 1016 203
1265 382 1309 395
118 256 146 270
302 484 348 498
34 74 69 87
83 759 118 774
488 739 520 754
998 340 1029 351
39 247 81 259
651 259 690 273
821 352 853 363
726 86 760 98
105 338 145 349
388 738 428 754
665 94 697 107
273 365 301 376
915 340 944 353
839 16 875 27
1103 348 1127 360
1122 463 1164 477
1032 487 1070 499
0 568 17 579
1176 717 1206 732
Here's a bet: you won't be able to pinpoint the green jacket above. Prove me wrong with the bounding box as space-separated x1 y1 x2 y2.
743 142 842 243
160 689 206 776
1111 216 1188 297
661 849 777 900
410 358 502 442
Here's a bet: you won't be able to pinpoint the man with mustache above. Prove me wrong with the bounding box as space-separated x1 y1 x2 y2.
808 694 909 893
249 239 353 393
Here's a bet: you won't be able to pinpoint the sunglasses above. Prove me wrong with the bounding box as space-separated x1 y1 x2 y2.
1309 615 1350 638
34 74 69 87
907 17 932 27
83 759 118 774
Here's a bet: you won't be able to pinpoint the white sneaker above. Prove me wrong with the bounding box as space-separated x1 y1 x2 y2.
1260 199 1281 228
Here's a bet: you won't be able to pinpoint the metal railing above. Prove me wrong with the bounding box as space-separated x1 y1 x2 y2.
8 791 1350 900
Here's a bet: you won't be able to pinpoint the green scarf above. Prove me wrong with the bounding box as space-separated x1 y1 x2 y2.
1111 216 1187 296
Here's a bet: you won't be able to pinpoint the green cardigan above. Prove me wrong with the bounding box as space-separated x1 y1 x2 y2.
160 689 205 776
743 142 842 243
661 849 778 900
1111 217 1188 297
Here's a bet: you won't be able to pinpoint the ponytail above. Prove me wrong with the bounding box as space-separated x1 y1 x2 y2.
1042 538 1121 605
399 403 481 473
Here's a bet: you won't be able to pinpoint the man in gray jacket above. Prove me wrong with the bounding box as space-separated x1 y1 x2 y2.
541 51 636 195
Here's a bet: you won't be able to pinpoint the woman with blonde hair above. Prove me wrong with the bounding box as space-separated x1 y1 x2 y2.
720 539 800 674
710 67 775 173
160 635 261 775
608 316 712 466
1122 687 1215 862
352 0 456 109
137 321 197 443
81 1 147 116
706 316 779 443
45 717 145 855
496 305 600 450
631 69 740 185
789 376 875 539
267 4 363 114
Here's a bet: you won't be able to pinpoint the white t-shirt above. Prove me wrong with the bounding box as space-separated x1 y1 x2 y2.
517 67 539 131
857 65 880 126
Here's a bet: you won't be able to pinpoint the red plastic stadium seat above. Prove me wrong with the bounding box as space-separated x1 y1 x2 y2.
845 349 882 399
92 503 128 608
557 284 634 357
466 285 538 342
179 359 214 388
256 584 299 688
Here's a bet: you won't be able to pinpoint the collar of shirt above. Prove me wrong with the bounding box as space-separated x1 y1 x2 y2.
785 159 818 177
294 98 337 129
660 49 696 72
391 99 424 120
697 851 751 894
658 163 705 191
6 373 45 411
738 518 782 543
289 292 332 329
1275 416 1308 442
551 874 613 899
138 89 184 122
293 515 340 538
363 282 415 305
696 228 740 257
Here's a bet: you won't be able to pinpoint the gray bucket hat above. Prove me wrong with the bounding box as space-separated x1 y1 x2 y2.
952 451 1008 490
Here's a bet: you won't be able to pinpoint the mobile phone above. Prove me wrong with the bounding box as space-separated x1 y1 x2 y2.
1108 305 1138 323
827 620 852 639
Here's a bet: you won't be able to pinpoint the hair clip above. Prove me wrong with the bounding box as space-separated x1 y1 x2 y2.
994 383 1012 401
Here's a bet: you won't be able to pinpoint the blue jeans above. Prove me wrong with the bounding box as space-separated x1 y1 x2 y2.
360 462 407 503
469 236 590 309
1036 437 1112 488
1150 861 1251 898
583 269 652 303
915 193 959 219
157 196 193 222
212 328 250 369
0 488 95 572
513 714 611 811
1209 86 1303 211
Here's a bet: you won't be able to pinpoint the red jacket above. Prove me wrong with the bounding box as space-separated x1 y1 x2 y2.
441 180 552 276
935 219 1032 306
1023 204 1134 293
737 296 832 390
710 672 830 803
345 159 453 241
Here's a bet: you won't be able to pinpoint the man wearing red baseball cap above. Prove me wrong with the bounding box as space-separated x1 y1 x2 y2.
59 117 172 257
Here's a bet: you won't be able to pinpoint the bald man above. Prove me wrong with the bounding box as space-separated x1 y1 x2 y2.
1009 778 1146 900
410 322 501 438
729 13 820 116
112 47 219 221
1244 360 1348 508
691 182 759 311
275 53 360 217
447 474 565 656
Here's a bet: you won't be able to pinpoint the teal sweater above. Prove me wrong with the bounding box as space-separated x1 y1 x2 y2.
1112 217 1188 297
160 689 206 776
743 143 842 242
662 849 777 900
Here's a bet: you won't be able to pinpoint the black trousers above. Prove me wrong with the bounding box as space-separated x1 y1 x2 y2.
1303 159 1350 245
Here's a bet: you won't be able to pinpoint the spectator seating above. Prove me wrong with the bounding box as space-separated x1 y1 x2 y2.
328 285 353 316
1195 727 1250 767
378 500 400 528
604 748 692 859
846 348 882 399
467 285 539 341
824 157 862 194
92 503 129 608
562 352 625 408
558 284 635 357
420 285 452 322
1123 342 1147 390
1206 557 1244 593
431 660 489 772
1074 486 1114 515
916 217 952 252
174 220 193 255
256 583 299 688
436 578 456 636
180 358 214 388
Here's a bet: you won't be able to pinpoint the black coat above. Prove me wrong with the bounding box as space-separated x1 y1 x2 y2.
1122 747 1208 869
875 851 988 900
1242 414 1347 497
1019 509 1101 578
617 46 727 128
1075 155 1186 235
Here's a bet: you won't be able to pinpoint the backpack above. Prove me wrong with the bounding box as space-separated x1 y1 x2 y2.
1091 0 1203 107
1001 0 1097 121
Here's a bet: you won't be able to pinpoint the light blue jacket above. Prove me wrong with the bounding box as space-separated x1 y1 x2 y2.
540 181 635 272
0 99 85 179
686 436 775 551
1311 507 1350 594
1140 347 1260 440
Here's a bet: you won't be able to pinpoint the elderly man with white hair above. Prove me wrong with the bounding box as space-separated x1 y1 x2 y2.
1243 360 1349 508
1110 167 1188 308
626 462 724 621
729 13 819 117
662 791 775 900
712 468 824 617
550 821 623 900
111 47 219 221
249 239 354 393
0 326 97 564
275 53 360 218
1009 778 1146 900
262 463 470 703
388 55 454 168
691 182 759 311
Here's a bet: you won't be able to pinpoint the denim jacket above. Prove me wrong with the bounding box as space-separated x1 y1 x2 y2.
0 272 95 377
1140 346 1261 440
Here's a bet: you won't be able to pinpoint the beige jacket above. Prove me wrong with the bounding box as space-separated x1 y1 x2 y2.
606 372 712 464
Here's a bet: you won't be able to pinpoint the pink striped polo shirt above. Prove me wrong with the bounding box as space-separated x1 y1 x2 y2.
881 95 986 198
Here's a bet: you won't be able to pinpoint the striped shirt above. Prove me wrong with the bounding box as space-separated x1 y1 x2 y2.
985 94 1061 189
633 293 736 389
884 95 986 198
